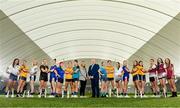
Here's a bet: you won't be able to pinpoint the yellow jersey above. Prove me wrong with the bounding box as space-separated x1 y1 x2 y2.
65 67 73 79
105 66 114 78
132 67 138 76
19 65 29 78
136 65 145 75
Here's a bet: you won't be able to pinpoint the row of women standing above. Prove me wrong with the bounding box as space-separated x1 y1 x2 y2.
88 58 177 98
5 58 177 98
5 58 88 98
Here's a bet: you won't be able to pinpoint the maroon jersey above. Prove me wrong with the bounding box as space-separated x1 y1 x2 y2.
166 64 174 79
148 65 157 74
157 64 166 74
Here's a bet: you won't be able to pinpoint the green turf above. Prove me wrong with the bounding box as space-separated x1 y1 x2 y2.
0 96 180 107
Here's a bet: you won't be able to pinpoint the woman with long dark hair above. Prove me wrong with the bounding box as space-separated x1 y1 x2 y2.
114 62 123 97
157 58 167 97
5 58 20 98
137 61 146 97
148 59 159 97
165 58 177 97
131 60 140 97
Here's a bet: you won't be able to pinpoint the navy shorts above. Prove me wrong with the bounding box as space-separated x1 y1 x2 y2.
123 76 129 81
72 78 79 82
101 75 107 82
19 76 27 81
133 75 139 81
30 76 36 81
57 78 64 83
50 77 57 82
139 75 146 81
9 73 18 81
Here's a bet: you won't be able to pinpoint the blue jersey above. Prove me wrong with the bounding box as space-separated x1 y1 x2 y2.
50 65 57 78
122 66 129 77
73 66 80 79
56 67 64 79
100 67 107 78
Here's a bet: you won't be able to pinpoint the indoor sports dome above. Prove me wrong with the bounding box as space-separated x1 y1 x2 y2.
1 0 180 77
0 0 180 107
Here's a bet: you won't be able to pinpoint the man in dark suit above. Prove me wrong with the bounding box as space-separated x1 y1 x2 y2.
88 59 100 98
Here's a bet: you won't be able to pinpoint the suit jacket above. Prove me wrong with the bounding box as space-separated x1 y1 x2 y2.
88 64 100 79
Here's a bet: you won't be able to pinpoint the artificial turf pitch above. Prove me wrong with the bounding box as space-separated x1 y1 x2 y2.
0 95 180 107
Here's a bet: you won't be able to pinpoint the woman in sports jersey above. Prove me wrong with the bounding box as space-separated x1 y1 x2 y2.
39 59 49 97
122 60 130 97
99 61 107 97
64 61 74 97
72 60 80 98
131 60 140 97
5 58 20 98
165 58 177 97
17 60 29 97
114 62 123 97
29 60 38 96
148 59 159 96
157 58 167 97
55 62 64 97
138 61 147 97
49 59 58 97
105 60 115 96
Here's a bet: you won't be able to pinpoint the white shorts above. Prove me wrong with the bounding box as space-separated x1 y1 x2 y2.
158 72 167 79
115 76 123 82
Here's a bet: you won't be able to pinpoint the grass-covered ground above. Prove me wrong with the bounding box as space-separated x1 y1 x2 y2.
0 95 180 107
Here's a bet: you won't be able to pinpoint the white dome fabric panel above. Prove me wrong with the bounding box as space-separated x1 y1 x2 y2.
0 10 51 77
128 13 180 76
1 0 180 62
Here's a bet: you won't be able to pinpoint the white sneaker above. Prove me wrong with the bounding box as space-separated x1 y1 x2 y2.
38 95 41 98
5 95 9 98
11 95 14 98
48 95 55 98
74 95 78 98
124 95 130 98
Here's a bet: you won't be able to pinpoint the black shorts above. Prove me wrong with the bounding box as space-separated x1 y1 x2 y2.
107 78 114 81
139 75 146 81
133 75 139 81
19 76 27 81
149 77 155 82
72 78 79 82
58 78 64 83
39 74 48 82
66 79 72 82
30 76 36 81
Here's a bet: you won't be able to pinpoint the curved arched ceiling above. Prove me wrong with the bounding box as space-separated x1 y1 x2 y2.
1 0 180 61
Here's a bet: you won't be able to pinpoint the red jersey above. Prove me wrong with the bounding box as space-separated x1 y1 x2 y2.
157 64 166 74
166 64 174 79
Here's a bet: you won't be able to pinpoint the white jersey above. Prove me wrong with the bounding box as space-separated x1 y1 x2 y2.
115 67 123 80
7 64 20 76
30 66 38 75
